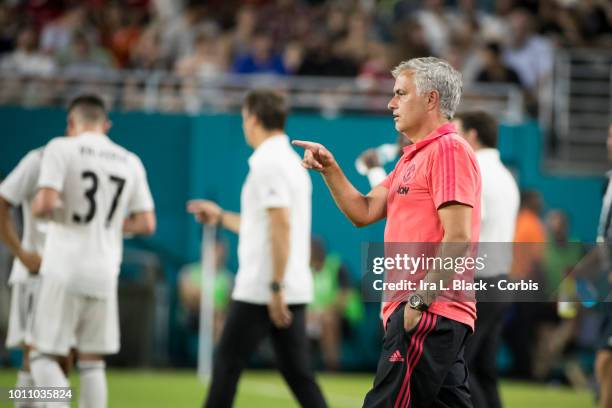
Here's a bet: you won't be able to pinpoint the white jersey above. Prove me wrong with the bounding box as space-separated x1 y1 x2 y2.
37 132 154 297
0 148 47 285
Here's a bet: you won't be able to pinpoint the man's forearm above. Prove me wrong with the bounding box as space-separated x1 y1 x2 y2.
220 211 240 234
269 213 290 283
416 238 471 305
0 199 22 256
322 164 381 227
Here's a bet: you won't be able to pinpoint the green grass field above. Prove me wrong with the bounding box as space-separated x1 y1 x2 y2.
0 369 596 407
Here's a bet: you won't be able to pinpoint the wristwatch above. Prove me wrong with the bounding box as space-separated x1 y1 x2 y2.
408 293 429 312
270 281 283 293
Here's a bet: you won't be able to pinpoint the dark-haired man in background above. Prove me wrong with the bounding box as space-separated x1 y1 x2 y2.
188 90 328 408
454 111 519 408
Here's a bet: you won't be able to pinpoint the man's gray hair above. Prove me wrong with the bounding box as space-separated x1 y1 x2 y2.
391 57 463 119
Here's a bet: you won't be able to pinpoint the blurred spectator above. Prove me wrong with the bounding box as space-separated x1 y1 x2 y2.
307 237 363 371
392 19 432 63
531 210 585 383
282 40 304 75
416 0 452 56
297 31 358 77
502 8 554 93
58 31 113 76
475 42 523 86
443 17 482 85
225 5 258 58
160 4 220 63
543 210 583 296
40 6 89 55
257 0 312 50
506 190 547 379
537 0 584 48
511 190 547 280
130 25 169 70
0 5 20 55
175 32 228 79
0 27 56 76
575 0 612 45
334 13 376 68
109 8 147 68
178 238 233 345
232 31 286 75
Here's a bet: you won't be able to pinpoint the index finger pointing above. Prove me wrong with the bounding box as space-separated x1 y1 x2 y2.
292 140 319 151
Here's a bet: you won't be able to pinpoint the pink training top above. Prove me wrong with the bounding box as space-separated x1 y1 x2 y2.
380 122 481 331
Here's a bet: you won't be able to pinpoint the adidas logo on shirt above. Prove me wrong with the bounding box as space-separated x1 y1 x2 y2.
388 350 404 363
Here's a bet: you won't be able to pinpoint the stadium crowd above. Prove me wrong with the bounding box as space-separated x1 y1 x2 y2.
0 0 610 112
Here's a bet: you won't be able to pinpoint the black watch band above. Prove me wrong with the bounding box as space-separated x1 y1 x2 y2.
270 281 283 293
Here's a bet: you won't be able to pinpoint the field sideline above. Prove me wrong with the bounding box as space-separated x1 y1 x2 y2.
0 369 595 407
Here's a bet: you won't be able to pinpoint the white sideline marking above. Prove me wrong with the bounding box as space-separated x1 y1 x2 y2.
243 379 363 407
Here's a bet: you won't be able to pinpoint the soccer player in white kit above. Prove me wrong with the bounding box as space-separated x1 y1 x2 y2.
29 95 156 408
0 147 47 403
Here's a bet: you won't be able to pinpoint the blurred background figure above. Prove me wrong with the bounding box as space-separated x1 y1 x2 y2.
505 190 547 379
307 237 363 371
530 210 586 384
178 236 233 349
453 110 520 408
1 27 56 76
355 134 411 188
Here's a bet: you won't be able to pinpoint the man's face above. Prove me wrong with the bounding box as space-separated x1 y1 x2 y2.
387 72 429 135
241 107 256 147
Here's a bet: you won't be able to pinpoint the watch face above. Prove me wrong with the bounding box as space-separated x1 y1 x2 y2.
409 294 420 308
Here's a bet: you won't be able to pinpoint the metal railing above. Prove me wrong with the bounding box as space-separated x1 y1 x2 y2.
547 49 612 172
0 68 524 122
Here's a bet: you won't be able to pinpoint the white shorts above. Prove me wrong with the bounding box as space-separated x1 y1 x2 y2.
29 278 120 356
5 278 39 349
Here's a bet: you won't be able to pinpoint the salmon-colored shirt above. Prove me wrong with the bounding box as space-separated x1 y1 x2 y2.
380 123 481 331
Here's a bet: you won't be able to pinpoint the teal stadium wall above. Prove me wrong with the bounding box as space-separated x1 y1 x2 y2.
0 107 605 365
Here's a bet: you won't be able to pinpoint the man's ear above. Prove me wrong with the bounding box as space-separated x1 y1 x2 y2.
427 90 440 113
104 120 112 134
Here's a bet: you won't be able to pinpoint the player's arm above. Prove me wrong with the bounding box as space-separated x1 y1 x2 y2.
187 200 240 234
267 207 292 328
419 202 473 298
293 140 387 227
0 196 41 273
31 187 61 218
123 210 156 235
404 203 473 331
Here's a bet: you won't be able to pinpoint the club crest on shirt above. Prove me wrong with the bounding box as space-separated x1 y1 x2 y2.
402 163 416 183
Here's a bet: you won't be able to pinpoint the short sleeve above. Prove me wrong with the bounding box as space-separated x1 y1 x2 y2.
252 163 291 209
0 150 41 205
128 155 155 213
428 137 479 209
37 138 67 192
379 166 397 190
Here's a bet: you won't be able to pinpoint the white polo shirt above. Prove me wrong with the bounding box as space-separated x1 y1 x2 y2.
476 148 520 277
232 134 313 305
0 147 47 285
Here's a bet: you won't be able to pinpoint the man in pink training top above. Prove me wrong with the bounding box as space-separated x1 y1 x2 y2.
294 57 481 408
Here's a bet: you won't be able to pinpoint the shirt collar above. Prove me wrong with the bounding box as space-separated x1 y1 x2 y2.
78 131 107 138
248 134 289 166
401 122 457 158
